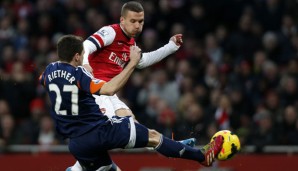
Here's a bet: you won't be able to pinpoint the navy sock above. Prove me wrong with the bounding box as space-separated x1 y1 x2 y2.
156 136 205 162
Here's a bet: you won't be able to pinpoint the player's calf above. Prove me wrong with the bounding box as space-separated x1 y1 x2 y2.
149 129 223 167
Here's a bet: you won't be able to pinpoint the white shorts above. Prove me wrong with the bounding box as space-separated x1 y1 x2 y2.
93 94 130 118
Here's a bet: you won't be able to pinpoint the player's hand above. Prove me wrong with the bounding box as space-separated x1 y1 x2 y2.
83 64 93 75
170 34 183 46
129 45 142 65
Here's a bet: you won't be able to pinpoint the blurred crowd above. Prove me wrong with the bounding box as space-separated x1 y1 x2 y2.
1 0 298 152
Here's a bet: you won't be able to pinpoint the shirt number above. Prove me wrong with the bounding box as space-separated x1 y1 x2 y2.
49 84 79 115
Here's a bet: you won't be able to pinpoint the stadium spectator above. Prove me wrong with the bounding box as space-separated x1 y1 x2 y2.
278 105 298 145
38 115 60 147
18 98 46 144
0 114 21 148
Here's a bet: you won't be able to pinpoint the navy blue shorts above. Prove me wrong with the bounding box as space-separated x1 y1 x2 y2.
68 116 149 171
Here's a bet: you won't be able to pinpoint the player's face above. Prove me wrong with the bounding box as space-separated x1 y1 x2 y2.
121 11 144 37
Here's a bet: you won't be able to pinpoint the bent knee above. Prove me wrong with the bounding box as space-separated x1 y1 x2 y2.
148 129 161 147
115 109 133 117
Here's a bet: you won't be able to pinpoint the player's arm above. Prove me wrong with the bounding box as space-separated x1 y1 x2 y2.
85 46 142 95
137 34 183 69
83 26 116 73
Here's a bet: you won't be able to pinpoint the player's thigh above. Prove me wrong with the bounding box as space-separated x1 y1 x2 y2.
105 116 149 149
93 94 116 118
109 94 135 118
68 130 115 171
115 108 134 117
109 94 130 111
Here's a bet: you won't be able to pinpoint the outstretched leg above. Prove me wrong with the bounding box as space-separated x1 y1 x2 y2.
148 129 223 167
66 137 197 171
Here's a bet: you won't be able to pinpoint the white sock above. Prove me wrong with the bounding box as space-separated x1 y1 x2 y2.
70 161 82 171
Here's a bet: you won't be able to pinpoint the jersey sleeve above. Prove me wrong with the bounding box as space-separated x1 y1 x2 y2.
86 26 116 50
83 26 116 65
137 41 180 69
77 66 106 94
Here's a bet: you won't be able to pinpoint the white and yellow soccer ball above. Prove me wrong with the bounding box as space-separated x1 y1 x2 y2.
211 130 241 161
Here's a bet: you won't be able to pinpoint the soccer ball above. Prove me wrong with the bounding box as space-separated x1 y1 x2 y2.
211 130 241 161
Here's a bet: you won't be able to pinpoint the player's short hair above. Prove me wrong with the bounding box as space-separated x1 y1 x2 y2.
57 35 83 62
121 1 144 16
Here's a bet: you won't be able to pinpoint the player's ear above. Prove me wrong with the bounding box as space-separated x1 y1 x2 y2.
120 16 124 24
74 53 80 62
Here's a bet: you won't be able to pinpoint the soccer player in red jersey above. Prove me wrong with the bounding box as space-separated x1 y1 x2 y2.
82 1 183 120
67 1 196 171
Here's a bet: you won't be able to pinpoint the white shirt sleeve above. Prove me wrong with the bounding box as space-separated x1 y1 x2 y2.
82 41 96 65
82 26 116 65
136 41 180 69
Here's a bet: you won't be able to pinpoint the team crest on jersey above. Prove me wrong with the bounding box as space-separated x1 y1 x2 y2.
122 53 128 61
98 30 109 37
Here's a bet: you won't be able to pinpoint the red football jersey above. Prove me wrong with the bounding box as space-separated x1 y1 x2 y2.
87 24 135 81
